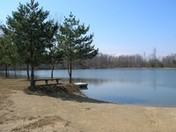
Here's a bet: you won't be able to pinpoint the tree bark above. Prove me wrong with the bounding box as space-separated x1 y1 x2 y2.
14 67 17 78
30 64 35 88
5 64 8 78
27 64 30 80
51 65 54 79
68 59 72 83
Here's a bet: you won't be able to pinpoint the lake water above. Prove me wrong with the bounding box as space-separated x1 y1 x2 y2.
1 69 176 107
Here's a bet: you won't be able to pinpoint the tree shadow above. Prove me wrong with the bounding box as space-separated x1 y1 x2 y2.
24 84 108 104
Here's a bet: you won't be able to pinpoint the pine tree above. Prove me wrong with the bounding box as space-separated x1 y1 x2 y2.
45 43 63 79
6 0 58 87
57 13 98 83
0 32 20 78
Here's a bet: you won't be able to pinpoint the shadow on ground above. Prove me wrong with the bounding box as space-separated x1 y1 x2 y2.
24 84 107 104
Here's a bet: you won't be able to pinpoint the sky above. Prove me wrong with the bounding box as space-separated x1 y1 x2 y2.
1 0 176 57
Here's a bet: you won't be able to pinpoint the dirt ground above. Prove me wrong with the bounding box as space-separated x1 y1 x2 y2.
0 78 176 132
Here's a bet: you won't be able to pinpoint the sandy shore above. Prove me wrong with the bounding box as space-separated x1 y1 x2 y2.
0 78 176 132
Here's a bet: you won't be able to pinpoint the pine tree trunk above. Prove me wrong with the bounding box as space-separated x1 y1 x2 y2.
14 67 17 79
69 71 72 83
27 64 30 80
30 64 35 88
5 64 8 78
51 65 54 79
68 59 72 83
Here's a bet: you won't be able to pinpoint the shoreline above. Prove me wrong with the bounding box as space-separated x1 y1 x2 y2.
1 67 176 72
1 78 176 131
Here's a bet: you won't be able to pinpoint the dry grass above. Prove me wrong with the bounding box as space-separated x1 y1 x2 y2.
0 78 28 91
11 116 71 132
0 78 30 127
0 78 28 109
0 78 28 106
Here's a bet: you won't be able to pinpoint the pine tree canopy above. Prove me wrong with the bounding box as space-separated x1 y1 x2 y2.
58 12 98 61
6 0 58 65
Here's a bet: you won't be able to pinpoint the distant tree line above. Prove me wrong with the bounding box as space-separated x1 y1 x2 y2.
1 52 176 71
84 53 176 69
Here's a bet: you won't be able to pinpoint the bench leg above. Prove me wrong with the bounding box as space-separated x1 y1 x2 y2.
45 80 48 85
56 79 59 84
32 80 36 87
34 81 36 87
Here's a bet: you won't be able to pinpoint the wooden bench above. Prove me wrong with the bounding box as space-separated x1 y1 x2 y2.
31 78 62 86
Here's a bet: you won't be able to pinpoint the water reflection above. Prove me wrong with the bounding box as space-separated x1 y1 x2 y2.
150 70 157 90
72 78 144 87
72 78 108 86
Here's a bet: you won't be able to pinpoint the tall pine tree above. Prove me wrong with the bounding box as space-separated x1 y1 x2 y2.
6 0 58 87
57 13 98 83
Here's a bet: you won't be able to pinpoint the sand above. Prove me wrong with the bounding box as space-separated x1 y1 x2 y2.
0 78 176 132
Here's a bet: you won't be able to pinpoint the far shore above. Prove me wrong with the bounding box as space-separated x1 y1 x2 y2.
1 78 176 131
1 67 176 72
112 67 176 70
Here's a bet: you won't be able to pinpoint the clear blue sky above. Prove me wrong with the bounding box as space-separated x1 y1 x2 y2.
1 0 176 57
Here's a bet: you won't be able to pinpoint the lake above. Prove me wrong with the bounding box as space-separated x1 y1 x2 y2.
1 69 176 107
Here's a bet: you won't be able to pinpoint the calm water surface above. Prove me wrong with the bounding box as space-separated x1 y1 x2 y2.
1 69 176 107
